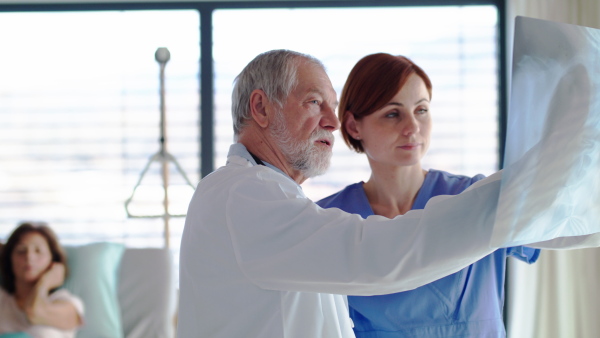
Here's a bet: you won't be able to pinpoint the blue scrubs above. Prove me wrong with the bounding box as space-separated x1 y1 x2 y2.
317 169 540 338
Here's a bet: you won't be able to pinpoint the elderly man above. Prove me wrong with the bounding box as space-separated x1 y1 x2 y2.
177 50 596 338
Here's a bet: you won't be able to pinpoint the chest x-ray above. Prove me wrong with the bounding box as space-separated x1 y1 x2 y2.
492 16 600 247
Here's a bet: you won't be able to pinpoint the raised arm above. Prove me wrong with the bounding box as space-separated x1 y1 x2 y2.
25 262 82 330
218 169 503 296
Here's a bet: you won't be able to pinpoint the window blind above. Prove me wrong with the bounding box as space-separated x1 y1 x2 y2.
213 6 500 201
0 10 201 247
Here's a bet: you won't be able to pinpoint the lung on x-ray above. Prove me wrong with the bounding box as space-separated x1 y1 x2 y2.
491 16 600 247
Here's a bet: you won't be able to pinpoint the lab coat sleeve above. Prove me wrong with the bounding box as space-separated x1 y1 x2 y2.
528 232 600 249
225 169 504 296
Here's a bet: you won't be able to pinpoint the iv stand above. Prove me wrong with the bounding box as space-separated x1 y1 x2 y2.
124 47 196 248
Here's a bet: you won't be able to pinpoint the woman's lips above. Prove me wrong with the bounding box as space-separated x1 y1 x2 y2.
399 143 421 150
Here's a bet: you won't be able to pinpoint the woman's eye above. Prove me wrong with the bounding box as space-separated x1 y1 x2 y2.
416 108 428 115
385 111 399 118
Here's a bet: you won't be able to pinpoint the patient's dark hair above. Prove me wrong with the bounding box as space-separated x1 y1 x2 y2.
0 222 68 294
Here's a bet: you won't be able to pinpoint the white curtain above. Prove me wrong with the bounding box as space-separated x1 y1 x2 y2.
506 1 600 337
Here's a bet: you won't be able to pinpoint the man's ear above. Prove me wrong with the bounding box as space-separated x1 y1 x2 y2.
249 89 271 129
344 112 361 140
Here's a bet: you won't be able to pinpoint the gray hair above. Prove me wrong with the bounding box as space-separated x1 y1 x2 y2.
231 49 325 135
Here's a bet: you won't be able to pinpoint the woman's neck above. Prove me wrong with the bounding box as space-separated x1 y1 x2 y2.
363 163 427 218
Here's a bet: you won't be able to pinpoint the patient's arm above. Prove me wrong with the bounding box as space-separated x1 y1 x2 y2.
25 262 82 330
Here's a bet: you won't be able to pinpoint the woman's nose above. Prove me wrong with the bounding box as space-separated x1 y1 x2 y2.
24 250 36 262
402 115 420 136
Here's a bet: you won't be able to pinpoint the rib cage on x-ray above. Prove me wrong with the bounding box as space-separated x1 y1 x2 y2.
491 16 600 247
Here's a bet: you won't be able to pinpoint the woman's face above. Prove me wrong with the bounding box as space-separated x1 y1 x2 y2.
11 232 53 285
350 74 432 168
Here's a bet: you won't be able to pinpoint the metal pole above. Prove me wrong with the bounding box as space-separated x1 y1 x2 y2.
156 47 171 248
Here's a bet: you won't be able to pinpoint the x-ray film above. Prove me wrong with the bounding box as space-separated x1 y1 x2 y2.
492 16 600 247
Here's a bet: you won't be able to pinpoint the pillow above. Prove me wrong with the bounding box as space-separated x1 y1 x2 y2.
118 248 176 338
63 242 125 338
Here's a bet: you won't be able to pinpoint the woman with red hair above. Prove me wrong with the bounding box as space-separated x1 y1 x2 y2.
317 53 539 338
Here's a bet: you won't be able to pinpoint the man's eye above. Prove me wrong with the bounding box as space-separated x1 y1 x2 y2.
309 100 320 105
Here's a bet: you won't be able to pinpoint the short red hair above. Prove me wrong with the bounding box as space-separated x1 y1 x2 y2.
339 53 432 153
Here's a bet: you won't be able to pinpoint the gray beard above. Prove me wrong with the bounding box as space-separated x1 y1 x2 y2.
270 110 333 178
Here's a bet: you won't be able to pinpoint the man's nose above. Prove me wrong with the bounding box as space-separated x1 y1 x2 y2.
321 104 340 131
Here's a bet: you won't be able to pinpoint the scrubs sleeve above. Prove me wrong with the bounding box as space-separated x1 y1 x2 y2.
224 169 505 296
507 246 541 264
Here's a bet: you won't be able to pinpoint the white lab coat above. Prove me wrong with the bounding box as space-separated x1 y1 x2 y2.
177 143 599 338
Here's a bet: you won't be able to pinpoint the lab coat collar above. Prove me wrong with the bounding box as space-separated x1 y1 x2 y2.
227 143 294 183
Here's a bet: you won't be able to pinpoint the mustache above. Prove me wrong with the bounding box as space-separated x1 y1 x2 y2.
310 129 335 146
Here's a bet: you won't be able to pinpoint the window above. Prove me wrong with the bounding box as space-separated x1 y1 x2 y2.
0 10 200 248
